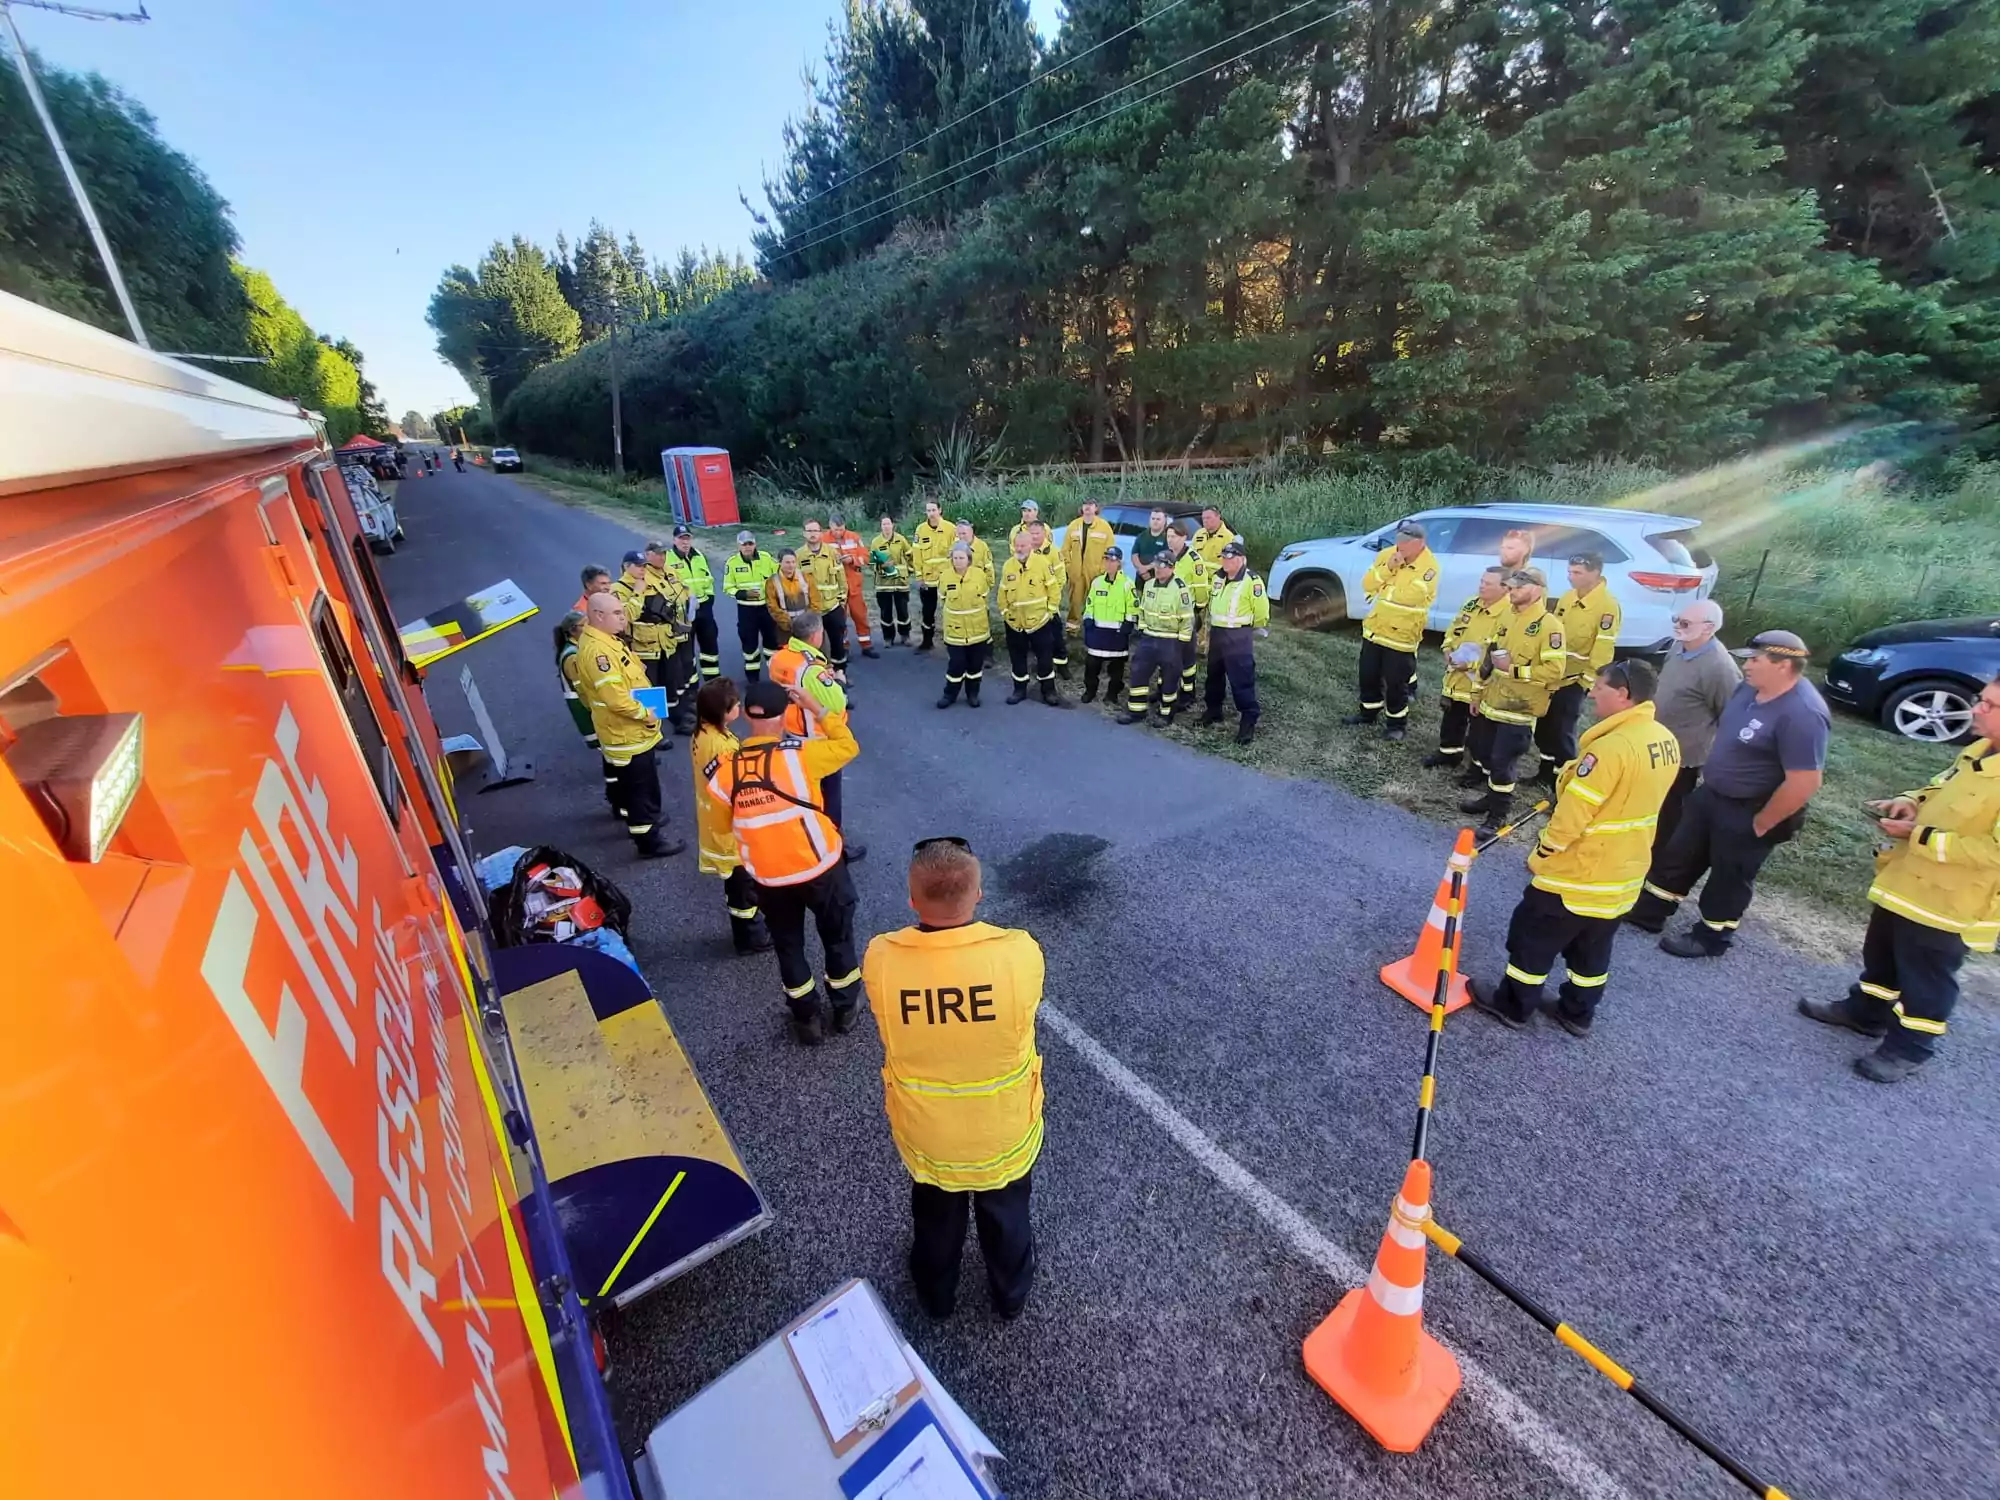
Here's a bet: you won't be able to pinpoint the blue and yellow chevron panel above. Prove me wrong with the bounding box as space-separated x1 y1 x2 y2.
495 943 770 1307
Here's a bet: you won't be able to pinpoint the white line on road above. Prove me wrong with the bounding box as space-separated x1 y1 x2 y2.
1041 1002 1633 1500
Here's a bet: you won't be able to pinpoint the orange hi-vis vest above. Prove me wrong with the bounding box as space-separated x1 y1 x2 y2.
862 921 1046 1192
705 721 858 886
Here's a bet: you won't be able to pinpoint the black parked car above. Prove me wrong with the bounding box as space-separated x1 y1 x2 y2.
1824 616 2000 743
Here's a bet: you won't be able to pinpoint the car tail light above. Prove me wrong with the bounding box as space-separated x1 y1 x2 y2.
1628 571 1702 593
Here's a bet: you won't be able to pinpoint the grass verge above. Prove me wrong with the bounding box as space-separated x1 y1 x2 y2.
505 451 1993 973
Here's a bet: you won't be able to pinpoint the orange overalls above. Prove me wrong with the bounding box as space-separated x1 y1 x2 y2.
828 525 873 648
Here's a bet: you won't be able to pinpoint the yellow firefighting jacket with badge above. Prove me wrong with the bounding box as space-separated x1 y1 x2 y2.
1477 601 1566 724
799 543 845 609
1528 701 1682 917
1170 546 1212 609
862 921 1046 1192
647 562 693 646
610 573 669 659
1191 523 1240 572
1136 573 1195 641
999 550 1063 633
940 565 994 645
1557 579 1622 686
1868 737 2000 951
1062 514 1116 610
912 516 957 585
1441 595 1506 704
1360 545 1440 651
667 545 716 604
575 623 663 764
690 722 741 876
1207 570 1270 629
869 531 915 591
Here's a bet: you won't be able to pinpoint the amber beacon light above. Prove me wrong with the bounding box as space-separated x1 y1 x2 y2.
5 711 145 863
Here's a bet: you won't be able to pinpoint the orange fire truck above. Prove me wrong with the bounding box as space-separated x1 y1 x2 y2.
0 291 636 1496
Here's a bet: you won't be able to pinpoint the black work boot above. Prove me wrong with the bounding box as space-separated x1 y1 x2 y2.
635 832 688 859
1117 705 1145 724
1422 750 1461 769
966 679 982 707
1384 722 1408 742
734 920 773 955
1660 926 1727 959
1041 680 1062 706
791 1009 825 1046
917 634 934 653
1198 707 1224 726
1466 978 1530 1030
1797 997 1888 1037
1236 718 1257 745
1006 681 1029 705
936 684 960 709
1081 683 1098 704
1855 1046 1927 1083
1342 711 1377 726
1458 789 1500 817
1456 765 1487 790
830 1000 860 1035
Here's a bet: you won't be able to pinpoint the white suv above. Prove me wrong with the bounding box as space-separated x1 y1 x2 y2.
1267 503 1717 655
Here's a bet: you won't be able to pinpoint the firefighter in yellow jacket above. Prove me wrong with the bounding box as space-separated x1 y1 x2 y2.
1799 676 2000 1082
863 837 1043 1318
579 590 686 858
1536 550 1624 776
1345 520 1439 739
911 498 957 652
999 530 1066 705
936 542 994 708
1470 660 1680 1034
1061 500 1116 631
1461 566 1566 832
1426 565 1508 770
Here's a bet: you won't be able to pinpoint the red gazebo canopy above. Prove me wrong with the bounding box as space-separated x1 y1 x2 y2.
337 434 387 450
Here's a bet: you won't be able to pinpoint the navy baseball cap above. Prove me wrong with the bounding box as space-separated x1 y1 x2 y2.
672 523 693 538
621 549 647 568
1219 541 1246 558
743 679 790 717
1104 545 1123 560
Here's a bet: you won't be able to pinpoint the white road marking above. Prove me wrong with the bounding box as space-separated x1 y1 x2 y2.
1041 1002 1633 1500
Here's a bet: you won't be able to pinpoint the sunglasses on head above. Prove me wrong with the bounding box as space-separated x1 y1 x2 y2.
912 835 973 855
1598 660 1637 690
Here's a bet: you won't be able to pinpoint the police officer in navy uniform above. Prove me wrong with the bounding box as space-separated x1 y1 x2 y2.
1197 542 1269 744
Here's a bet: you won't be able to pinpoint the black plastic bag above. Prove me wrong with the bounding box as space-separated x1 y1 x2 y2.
489 844 632 948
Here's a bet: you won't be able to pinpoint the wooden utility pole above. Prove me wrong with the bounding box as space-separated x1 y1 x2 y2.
608 299 624 478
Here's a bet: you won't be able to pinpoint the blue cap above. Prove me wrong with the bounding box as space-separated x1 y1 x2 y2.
621 549 646 568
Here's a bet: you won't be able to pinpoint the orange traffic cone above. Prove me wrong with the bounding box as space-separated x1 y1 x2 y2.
1303 1159 1461 1451
1380 829 1474 1012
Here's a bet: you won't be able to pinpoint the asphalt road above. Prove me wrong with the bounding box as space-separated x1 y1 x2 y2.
379 460 1999 1500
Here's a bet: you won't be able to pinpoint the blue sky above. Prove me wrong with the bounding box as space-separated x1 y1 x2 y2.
20 0 1064 419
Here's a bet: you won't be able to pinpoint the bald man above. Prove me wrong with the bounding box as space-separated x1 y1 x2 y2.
863 839 1045 1320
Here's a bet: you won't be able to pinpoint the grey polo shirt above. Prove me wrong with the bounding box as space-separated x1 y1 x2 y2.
1655 639 1741 768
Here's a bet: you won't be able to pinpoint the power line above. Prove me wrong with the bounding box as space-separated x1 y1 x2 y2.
769 0 1349 270
777 0 1333 253
2 0 153 345
788 0 1193 211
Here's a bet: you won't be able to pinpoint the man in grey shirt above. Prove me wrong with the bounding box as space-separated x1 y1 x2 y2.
1626 629 1830 958
1651 598 1741 850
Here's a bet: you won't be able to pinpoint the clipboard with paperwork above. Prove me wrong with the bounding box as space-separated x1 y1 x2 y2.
632 685 670 719
784 1281 923 1457
837 1400 990 1500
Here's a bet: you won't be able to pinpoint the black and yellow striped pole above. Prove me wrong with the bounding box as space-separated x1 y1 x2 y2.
1411 803 1550 1163
1422 1217 1793 1499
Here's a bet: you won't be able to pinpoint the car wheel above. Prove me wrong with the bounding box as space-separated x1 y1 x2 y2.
1285 574 1346 630
1883 678 1975 744
370 535 396 556
393 525 405 541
